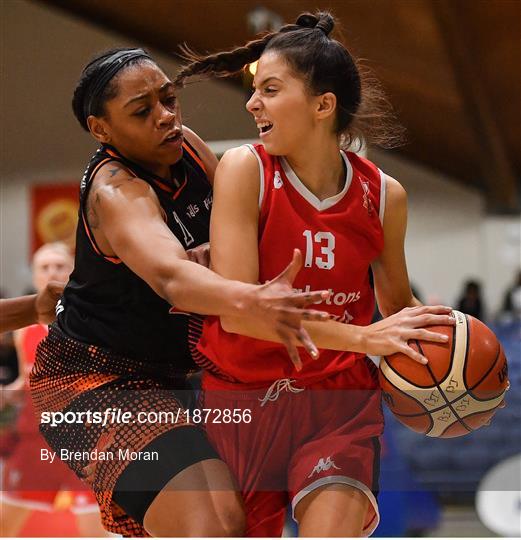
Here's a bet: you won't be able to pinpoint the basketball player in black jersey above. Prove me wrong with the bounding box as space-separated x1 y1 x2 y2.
29 48 331 537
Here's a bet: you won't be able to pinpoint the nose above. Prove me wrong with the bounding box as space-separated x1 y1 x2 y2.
157 103 176 128
246 91 261 115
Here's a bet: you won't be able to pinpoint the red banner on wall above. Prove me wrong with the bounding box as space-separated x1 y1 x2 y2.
31 184 79 256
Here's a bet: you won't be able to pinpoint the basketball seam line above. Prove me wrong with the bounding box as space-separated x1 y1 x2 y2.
392 386 506 417
418 340 473 434
381 355 441 389
391 327 504 418
467 343 502 395
382 320 457 390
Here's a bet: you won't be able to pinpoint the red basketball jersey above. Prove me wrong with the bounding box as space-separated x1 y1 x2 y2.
196 144 385 387
17 324 48 434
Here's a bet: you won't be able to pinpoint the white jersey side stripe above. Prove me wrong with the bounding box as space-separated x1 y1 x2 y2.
378 168 387 225
245 144 265 209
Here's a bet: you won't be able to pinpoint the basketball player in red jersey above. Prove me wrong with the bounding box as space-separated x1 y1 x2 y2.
2 243 105 536
176 12 455 536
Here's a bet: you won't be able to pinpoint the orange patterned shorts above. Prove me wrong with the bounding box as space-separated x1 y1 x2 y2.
30 325 205 537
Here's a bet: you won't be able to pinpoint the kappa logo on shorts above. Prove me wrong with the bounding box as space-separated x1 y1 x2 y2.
274 170 283 189
308 456 341 478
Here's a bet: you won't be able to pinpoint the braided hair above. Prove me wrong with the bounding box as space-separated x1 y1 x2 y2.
175 12 403 149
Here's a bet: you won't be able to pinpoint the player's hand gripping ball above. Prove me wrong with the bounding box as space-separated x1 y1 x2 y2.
379 310 509 437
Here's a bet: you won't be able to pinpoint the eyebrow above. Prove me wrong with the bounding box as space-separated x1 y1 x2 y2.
253 76 283 89
124 81 175 107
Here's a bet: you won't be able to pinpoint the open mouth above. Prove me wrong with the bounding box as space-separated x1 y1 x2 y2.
162 132 182 145
257 121 273 136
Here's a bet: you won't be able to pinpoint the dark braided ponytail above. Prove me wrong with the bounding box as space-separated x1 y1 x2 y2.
174 18 305 85
176 11 403 149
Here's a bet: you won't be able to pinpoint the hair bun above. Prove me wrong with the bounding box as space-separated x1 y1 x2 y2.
296 11 334 36
316 13 334 36
295 13 317 29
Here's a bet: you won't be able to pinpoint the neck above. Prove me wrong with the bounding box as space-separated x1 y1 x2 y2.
106 145 171 179
133 157 171 180
284 134 344 201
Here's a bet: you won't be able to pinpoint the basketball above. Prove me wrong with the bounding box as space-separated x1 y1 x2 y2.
379 310 509 438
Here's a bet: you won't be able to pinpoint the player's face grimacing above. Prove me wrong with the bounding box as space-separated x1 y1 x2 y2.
246 51 322 156
93 62 183 177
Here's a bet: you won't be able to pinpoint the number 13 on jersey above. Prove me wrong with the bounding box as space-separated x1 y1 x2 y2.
302 230 336 270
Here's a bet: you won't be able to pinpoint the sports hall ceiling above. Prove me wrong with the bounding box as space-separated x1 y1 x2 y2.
42 0 520 213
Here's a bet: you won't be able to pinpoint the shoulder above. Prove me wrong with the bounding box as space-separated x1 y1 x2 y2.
212 146 261 208
182 125 218 181
216 146 261 190
220 145 259 169
384 174 407 208
90 161 158 207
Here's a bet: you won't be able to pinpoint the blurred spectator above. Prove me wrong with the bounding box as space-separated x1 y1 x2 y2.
1 243 107 537
457 279 484 320
501 270 521 319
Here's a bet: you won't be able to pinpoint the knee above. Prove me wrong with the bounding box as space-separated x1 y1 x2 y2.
195 505 246 537
219 505 246 537
145 501 246 537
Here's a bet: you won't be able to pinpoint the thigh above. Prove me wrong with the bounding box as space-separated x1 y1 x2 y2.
143 458 245 537
203 387 292 536
112 424 226 536
295 483 369 537
203 388 291 494
39 377 214 536
289 368 383 536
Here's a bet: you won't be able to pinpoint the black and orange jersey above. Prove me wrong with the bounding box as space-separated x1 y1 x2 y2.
57 140 212 367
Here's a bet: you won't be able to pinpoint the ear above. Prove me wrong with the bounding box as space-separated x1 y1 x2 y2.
316 92 337 121
87 115 111 144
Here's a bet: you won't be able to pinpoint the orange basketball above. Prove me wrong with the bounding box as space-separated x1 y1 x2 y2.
379 310 509 438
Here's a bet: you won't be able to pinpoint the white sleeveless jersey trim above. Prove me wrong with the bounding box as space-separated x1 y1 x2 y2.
279 151 353 212
245 144 265 209
378 169 387 225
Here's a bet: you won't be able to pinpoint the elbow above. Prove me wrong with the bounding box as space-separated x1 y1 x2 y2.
378 305 395 319
220 316 239 334
378 298 413 318
150 263 189 310
161 279 193 312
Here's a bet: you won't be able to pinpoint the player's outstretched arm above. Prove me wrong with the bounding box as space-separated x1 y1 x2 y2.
0 296 39 333
0 281 65 333
213 149 454 364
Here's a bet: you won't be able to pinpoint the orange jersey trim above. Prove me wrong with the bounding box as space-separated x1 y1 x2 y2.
183 141 207 173
82 157 122 264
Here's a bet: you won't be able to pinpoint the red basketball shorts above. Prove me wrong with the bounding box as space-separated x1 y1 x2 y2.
202 357 384 537
2 433 97 512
